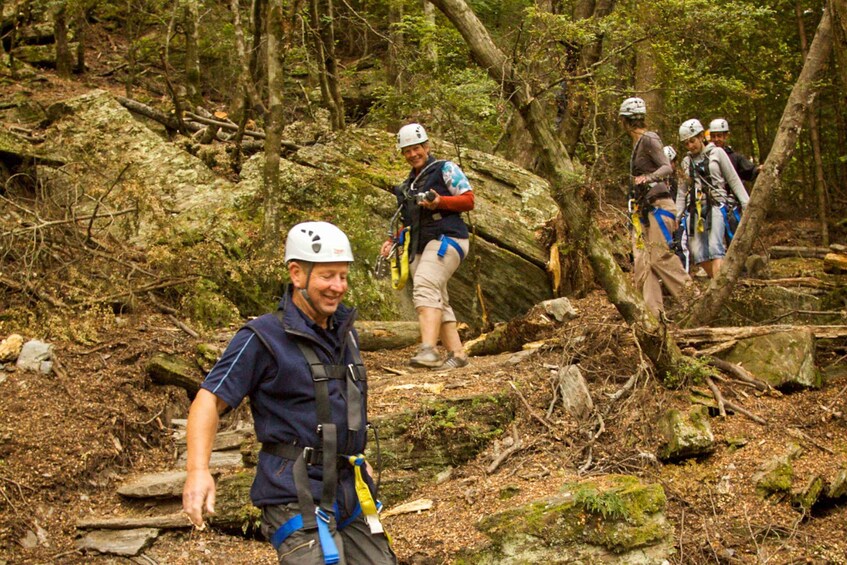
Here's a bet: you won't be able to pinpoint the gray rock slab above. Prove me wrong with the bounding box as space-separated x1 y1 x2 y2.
76 528 159 556
16 340 53 372
118 470 188 498
176 450 243 469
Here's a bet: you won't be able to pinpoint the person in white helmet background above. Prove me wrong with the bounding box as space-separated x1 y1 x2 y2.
380 123 474 370
183 222 396 565
708 118 761 182
676 119 750 279
619 97 695 317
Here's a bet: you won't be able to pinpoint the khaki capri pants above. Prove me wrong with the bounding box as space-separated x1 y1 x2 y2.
409 237 470 323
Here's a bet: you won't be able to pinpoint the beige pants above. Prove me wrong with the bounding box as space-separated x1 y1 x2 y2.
633 198 692 317
409 237 469 324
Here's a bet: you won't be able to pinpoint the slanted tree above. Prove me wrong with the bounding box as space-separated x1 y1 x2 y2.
687 4 834 326
427 0 688 382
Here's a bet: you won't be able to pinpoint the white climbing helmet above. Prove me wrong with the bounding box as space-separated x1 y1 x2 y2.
618 97 647 117
663 145 677 162
709 118 730 133
396 123 429 150
679 119 705 141
284 221 354 264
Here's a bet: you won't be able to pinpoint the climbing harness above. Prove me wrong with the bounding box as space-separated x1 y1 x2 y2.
252 314 387 564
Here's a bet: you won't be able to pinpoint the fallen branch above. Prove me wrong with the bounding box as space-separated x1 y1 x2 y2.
486 428 523 474
1 207 138 238
508 381 567 444
737 277 836 289
81 276 199 306
724 400 767 425
0 275 67 308
703 356 770 392
705 376 726 417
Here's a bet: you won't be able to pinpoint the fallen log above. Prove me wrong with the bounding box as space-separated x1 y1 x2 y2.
77 513 189 530
769 245 831 259
737 277 836 290
356 320 420 351
115 96 300 150
675 325 847 346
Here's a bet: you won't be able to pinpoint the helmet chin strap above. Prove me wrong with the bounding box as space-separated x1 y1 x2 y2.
298 263 316 312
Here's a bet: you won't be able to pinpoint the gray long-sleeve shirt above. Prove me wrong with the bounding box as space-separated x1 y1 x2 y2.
677 143 749 215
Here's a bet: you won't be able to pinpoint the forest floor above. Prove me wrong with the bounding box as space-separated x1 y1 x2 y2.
2 255 847 564
2 34 847 565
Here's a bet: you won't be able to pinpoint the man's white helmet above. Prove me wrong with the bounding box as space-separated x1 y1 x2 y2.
709 118 729 133
679 119 705 141
618 97 647 117
284 221 354 263
396 123 429 150
663 145 677 162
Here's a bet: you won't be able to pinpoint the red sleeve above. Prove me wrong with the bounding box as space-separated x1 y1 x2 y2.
438 191 474 213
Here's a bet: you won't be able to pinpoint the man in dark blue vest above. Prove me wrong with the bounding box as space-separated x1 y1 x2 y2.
380 123 475 370
183 222 395 565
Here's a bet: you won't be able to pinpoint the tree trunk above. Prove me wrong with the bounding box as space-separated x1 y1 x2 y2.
263 0 286 250
423 0 438 64
558 0 617 157
832 0 847 187
427 0 687 382
235 4 261 112
309 0 345 130
183 0 202 105
73 3 85 73
635 30 663 132
54 1 72 78
687 5 834 327
250 0 268 108
797 2 829 246
386 0 403 89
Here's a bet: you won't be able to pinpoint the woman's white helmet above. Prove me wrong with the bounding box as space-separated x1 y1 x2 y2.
709 118 729 133
396 123 429 150
663 145 677 162
679 119 705 141
618 97 647 117
284 221 354 263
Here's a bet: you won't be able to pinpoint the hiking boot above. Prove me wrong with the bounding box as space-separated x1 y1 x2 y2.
409 345 442 368
437 353 469 371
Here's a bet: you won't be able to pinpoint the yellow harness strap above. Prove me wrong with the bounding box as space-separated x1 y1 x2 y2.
631 209 644 249
390 226 411 290
348 454 390 542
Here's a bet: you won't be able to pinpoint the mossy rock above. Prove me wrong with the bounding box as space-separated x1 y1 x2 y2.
722 329 822 391
211 471 262 535
791 474 824 513
146 353 203 396
753 444 802 497
656 405 715 462
368 393 515 472
476 474 670 558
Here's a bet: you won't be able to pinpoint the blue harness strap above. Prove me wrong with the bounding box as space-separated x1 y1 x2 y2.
271 514 304 549
651 208 677 247
437 235 465 261
270 509 339 565
721 205 742 241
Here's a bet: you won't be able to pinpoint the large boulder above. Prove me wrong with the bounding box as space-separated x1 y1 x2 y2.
722 329 821 391
38 90 556 325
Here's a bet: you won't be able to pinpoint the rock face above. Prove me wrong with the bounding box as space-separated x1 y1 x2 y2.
37 90 556 326
722 329 821 391
464 475 672 564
